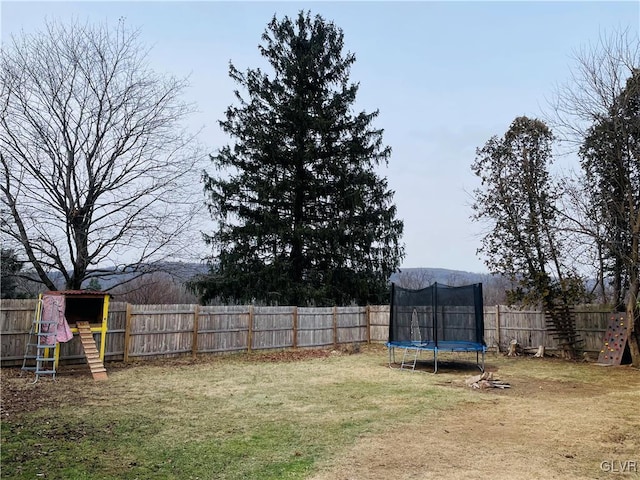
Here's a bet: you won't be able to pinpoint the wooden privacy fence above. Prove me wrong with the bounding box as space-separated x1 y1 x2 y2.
483 304 613 354
124 304 380 360
0 300 613 366
0 300 389 365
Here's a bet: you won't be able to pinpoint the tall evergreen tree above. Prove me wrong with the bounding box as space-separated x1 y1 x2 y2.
194 11 404 306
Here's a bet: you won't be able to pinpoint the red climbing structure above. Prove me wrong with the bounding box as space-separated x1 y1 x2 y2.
597 313 629 366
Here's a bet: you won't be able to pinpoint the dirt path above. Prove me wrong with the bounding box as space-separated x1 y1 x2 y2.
310 366 640 480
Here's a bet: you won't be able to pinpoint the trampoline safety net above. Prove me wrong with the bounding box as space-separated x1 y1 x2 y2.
389 282 485 347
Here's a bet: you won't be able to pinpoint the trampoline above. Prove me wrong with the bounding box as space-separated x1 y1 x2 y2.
387 282 486 373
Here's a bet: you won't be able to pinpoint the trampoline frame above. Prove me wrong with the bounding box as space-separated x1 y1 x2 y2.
387 340 486 373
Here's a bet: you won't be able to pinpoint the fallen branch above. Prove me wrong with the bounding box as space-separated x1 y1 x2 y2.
466 371 511 389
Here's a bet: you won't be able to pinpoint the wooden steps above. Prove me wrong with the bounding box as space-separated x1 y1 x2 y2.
76 321 108 381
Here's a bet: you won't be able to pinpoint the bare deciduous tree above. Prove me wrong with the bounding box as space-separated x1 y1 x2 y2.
549 28 639 147
394 269 434 289
481 274 512 306
1 19 204 291
548 28 640 366
111 272 199 305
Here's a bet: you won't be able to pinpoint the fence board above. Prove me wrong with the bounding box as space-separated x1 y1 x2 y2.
251 306 294 350
369 305 390 343
483 306 497 348
336 306 367 344
574 307 610 353
127 304 196 359
298 307 334 347
0 299 37 363
197 306 250 354
106 302 126 361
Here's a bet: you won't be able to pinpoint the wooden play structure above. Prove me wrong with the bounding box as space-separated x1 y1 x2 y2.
22 290 109 381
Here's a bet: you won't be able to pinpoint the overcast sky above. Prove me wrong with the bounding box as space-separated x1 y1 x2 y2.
2 1 638 273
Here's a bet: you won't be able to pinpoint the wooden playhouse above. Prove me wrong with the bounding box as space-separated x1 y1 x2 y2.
24 290 110 381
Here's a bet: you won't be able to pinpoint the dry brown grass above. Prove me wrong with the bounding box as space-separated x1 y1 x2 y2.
2 345 639 479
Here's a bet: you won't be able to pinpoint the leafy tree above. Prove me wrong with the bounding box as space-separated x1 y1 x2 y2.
471 116 586 358
1 248 23 298
580 69 640 364
193 11 404 306
1 19 202 291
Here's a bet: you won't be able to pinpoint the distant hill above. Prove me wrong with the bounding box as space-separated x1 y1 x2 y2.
33 263 491 291
144 264 490 287
40 261 210 290
391 267 492 287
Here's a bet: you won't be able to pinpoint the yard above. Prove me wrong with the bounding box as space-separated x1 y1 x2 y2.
1 345 638 479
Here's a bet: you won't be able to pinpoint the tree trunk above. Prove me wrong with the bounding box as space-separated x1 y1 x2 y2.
626 277 639 368
627 209 639 367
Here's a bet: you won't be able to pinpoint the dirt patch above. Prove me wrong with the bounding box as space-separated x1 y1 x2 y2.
310 361 640 480
250 349 334 362
0 367 98 418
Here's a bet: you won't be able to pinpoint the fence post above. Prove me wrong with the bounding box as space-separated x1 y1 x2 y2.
292 306 298 349
333 306 338 347
124 303 132 363
192 305 200 358
366 305 371 344
495 304 501 352
247 305 254 353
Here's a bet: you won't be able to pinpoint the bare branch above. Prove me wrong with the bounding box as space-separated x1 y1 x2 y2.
547 27 640 149
1 19 206 290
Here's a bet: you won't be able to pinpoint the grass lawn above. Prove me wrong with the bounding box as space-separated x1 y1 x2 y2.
1 345 639 479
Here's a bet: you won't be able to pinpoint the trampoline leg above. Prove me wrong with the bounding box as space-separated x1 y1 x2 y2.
476 350 485 372
434 349 438 374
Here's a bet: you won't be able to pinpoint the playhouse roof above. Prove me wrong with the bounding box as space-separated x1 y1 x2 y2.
44 290 109 297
